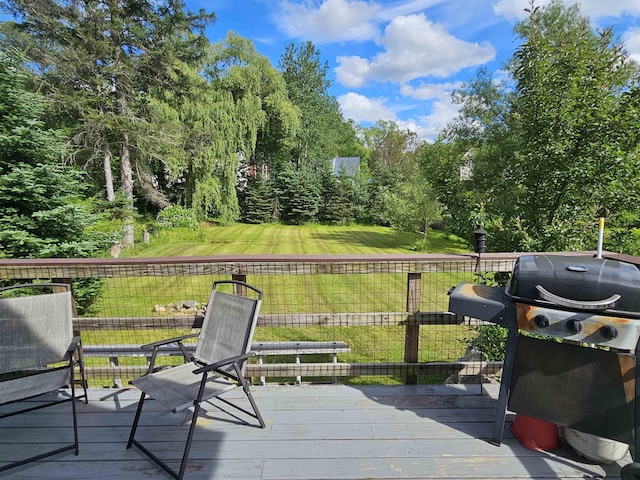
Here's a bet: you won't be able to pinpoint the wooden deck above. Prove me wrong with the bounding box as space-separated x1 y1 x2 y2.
0 384 633 479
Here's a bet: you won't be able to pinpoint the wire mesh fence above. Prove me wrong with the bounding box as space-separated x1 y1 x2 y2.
0 254 519 387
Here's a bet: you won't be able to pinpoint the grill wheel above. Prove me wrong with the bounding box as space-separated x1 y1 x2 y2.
621 462 640 480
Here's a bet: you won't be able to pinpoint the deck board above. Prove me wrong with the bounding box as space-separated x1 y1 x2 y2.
0 384 633 479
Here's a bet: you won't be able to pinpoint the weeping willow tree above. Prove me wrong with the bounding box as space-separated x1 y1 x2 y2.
168 32 299 224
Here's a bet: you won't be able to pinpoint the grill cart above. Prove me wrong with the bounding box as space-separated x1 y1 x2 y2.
448 254 640 478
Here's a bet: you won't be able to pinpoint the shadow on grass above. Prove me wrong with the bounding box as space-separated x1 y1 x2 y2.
310 228 470 253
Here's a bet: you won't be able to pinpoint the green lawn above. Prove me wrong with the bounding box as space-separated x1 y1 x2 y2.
123 223 471 257
86 223 475 386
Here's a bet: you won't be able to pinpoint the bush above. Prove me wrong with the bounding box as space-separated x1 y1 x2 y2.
465 324 508 361
156 206 199 230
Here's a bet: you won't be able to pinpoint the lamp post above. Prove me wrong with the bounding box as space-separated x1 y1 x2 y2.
474 225 487 254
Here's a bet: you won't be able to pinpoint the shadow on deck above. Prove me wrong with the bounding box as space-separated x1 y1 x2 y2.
0 384 632 479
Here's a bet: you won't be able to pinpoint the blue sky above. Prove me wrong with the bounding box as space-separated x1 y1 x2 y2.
189 1 639 140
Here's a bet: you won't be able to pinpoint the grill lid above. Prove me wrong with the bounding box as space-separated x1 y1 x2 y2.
508 255 640 313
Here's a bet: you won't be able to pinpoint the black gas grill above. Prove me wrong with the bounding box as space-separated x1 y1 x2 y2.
448 254 640 470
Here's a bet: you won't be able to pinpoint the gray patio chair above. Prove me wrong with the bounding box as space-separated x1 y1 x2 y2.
0 282 88 472
126 280 265 480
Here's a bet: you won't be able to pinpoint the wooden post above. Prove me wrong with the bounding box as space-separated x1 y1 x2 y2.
232 273 247 295
404 272 421 384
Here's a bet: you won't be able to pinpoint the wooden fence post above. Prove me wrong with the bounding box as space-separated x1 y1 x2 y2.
404 272 421 384
232 273 247 295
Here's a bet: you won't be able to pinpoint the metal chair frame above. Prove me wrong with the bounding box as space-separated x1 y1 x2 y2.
126 280 265 480
0 283 88 472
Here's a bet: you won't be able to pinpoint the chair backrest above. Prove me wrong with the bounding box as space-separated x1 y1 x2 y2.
0 284 74 374
195 281 262 372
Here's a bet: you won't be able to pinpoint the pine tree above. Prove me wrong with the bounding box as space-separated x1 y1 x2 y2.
240 173 274 224
0 47 108 258
275 165 320 224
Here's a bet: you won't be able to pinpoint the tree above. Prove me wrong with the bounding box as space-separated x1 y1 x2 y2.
425 1 640 252
0 0 215 244
278 41 348 171
240 173 274 224
381 172 441 242
362 164 404 226
362 120 422 177
317 165 355 225
505 0 640 251
274 164 320 224
0 47 108 258
170 32 298 224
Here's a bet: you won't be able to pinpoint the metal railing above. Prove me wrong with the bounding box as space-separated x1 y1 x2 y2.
0 253 535 386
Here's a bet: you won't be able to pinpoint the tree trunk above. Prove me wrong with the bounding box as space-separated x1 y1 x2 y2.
120 132 135 247
104 143 115 202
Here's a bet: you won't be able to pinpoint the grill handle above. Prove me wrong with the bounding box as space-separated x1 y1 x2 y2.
535 285 621 311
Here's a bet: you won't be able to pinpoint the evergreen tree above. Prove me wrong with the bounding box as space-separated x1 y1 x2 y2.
240 173 274 224
275 164 320 224
318 165 355 225
0 47 108 258
0 0 215 244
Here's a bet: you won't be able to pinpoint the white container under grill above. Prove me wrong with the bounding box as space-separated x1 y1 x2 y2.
562 427 629 464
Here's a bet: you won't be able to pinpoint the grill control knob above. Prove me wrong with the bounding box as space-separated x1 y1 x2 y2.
566 319 582 335
600 325 619 340
533 315 550 329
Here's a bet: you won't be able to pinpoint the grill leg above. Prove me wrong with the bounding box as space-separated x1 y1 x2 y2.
634 341 640 461
491 325 518 446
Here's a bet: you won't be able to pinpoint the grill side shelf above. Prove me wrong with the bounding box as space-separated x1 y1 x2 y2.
448 283 509 327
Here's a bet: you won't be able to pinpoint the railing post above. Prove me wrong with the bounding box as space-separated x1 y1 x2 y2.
404 272 421 384
232 273 247 295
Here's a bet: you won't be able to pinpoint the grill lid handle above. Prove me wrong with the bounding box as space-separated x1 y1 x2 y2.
535 285 621 310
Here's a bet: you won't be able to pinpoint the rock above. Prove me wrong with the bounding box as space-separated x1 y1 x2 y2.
153 304 166 313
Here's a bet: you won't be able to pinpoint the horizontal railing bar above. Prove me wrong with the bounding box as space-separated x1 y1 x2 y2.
82 341 351 356
245 361 504 377
73 312 465 330
0 252 562 279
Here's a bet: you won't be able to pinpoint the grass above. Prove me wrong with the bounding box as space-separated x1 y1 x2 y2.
85 223 475 386
123 223 471 257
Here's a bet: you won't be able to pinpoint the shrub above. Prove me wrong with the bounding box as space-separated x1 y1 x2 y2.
156 206 199 230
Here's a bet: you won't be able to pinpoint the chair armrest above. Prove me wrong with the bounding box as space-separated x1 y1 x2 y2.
67 336 81 353
192 352 256 374
140 333 199 350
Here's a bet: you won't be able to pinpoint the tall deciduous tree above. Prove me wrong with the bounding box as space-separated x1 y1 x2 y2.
506 0 640 251
424 0 640 252
362 120 422 177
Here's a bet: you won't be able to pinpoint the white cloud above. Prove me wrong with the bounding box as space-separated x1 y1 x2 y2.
492 0 536 19
335 13 495 87
338 92 396 122
623 27 640 63
375 0 447 21
401 81 463 101
275 0 381 44
338 89 461 142
493 0 640 21
413 98 462 141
